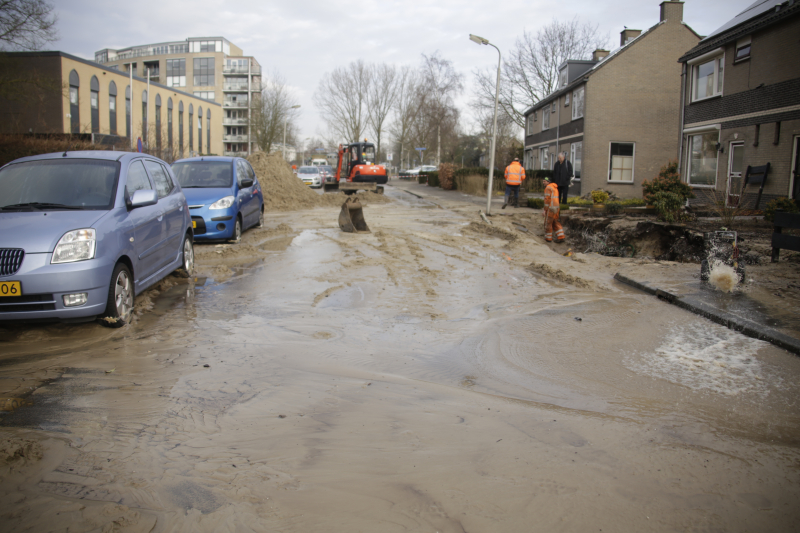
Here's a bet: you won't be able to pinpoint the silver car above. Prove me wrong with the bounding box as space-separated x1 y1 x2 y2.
297 166 323 188
0 151 194 326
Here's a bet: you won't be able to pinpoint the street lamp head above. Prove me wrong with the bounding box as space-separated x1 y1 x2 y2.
291 105 301 109
469 34 489 45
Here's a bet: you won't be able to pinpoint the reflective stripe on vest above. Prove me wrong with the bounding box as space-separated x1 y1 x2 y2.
505 164 523 185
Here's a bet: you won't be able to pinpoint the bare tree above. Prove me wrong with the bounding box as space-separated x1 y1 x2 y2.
250 70 299 155
388 66 424 169
420 51 463 164
473 18 607 128
0 0 58 51
314 60 371 143
366 63 398 163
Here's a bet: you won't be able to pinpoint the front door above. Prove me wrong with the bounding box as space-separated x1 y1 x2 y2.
792 136 800 201
726 141 745 207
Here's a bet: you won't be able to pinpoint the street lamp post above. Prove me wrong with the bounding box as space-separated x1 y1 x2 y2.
284 104 301 161
469 34 501 215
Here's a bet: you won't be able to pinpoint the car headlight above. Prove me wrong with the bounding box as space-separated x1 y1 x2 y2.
209 196 235 210
51 229 96 264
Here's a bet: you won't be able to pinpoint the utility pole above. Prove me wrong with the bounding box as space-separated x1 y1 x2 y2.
437 125 440 166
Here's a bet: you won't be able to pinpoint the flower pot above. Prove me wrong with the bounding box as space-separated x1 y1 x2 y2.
592 204 605 211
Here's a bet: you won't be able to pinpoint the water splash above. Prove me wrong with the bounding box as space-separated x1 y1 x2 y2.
626 323 770 397
709 261 738 293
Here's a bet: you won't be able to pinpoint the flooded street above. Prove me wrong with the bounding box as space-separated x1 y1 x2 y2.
1 187 799 532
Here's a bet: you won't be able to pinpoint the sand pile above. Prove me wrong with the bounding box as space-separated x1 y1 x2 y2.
247 152 391 211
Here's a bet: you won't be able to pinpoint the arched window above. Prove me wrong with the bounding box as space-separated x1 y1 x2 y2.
109 81 117 135
188 103 193 152
142 90 148 144
179 101 184 158
155 94 162 155
167 97 173 159
125 85 131 140
69 70 80 134
198 106 203 154
90 76 99 133
206 110 211 155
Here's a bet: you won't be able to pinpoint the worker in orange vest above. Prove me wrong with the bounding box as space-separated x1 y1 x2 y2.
502 158 525 209
543 176 565 243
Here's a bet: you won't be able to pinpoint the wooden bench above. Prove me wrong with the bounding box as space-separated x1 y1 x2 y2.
771 211 800 262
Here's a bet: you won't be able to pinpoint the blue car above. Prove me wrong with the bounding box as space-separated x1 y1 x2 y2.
171 157 264 242
0 151 194 326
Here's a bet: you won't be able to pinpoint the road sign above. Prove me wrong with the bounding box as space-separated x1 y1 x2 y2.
387 153 393 161
415 148 425 151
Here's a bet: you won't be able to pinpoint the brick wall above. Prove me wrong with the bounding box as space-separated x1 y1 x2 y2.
583 18 700 198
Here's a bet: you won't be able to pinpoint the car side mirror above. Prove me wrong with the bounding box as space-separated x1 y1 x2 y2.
130 189 158 208
241 178 254 188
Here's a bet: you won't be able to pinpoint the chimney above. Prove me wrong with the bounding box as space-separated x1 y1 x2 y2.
660 1 684 22
620 28 642 46
592 49 610 61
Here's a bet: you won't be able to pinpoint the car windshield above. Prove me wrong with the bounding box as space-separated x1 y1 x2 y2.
0 159 119 210
172 161 233 188
299 167 318 174
320 166 333 172
361 145 376 164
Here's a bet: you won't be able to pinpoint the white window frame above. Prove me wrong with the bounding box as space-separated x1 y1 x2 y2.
565 92 570 106
540 147 550 170
685 127 720 188
689 48 724 102
526 114 534 136
570 141 582 182
607 142 636 183
572 86 584 120
542 107 550 131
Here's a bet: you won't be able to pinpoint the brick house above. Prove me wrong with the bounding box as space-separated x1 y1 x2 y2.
522 1 700 199
677 0 800 208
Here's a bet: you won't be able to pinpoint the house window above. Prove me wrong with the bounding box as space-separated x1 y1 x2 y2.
540 147 549 170
572 86 584 120
735 37 751 62
692 55 724 101
687 131 719 186
526 114 535 135
90 91 98 109
571 141 582 181
560 67 567 88
565 93 570 106
166 59 186 87
69 87 78 105
551 102 556 113
193 57 215 86
608 142 635 182
542 107 550 130
533 110 537 122
193 91 215 101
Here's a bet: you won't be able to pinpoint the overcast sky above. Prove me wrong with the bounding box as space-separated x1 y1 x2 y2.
55 0 753 144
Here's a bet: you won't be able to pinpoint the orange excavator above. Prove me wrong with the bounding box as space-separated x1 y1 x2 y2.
331 139 387 194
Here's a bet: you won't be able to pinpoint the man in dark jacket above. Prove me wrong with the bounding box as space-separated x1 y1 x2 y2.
552 152 573 205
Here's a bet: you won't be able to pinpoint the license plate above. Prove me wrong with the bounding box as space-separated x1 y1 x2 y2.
0 281 21 297
192 221 197 228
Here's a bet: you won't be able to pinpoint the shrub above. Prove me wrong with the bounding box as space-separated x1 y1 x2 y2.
642 160 694 204
605 201 623 214
528 197 544 209
560 203 569 210
454 167 489 178
620 198 646 207
567 197 593 207
591 190 609 204
651 191 684 223
764 197 800 222
439 163 456 190
424 171 440 187
417 173 427 184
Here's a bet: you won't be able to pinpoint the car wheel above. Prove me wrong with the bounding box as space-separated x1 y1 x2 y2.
229 217 242 243
99 263 134 328
177 233 194 278
257 208 265 228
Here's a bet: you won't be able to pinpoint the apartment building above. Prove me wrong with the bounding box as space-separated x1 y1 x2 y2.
677 0 800 208
522 1 700 199
0 51 221 159
95 37 261 156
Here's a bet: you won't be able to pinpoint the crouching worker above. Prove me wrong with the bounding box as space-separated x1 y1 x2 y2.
543 177 565 243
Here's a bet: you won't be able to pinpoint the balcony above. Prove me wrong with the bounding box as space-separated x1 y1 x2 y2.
223 84 249 92
223 100 249 108
223 117 248 126
222 66 250 74
223 134 249 142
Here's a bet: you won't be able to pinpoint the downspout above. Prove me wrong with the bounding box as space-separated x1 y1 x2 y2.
678 62 686 180
555 95 560 165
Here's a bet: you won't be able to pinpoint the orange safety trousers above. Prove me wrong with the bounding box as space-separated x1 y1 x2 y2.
544 214 565 242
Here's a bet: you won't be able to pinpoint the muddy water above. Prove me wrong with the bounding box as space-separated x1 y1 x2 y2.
1 187 799 532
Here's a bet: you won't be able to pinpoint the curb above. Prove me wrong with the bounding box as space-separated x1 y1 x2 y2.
614 273 800 356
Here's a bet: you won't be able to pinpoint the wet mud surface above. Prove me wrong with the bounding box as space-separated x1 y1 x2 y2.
1 186 799 532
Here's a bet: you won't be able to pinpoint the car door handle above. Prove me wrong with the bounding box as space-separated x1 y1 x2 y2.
158 214 164 222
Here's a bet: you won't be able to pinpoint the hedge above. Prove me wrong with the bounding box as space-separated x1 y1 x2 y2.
420 171 439 187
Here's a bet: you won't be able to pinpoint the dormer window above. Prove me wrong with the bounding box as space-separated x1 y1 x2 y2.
735 36 751 62
560 67 568 88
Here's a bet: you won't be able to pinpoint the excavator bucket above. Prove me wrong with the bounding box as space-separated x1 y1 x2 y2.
338 196 370 233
